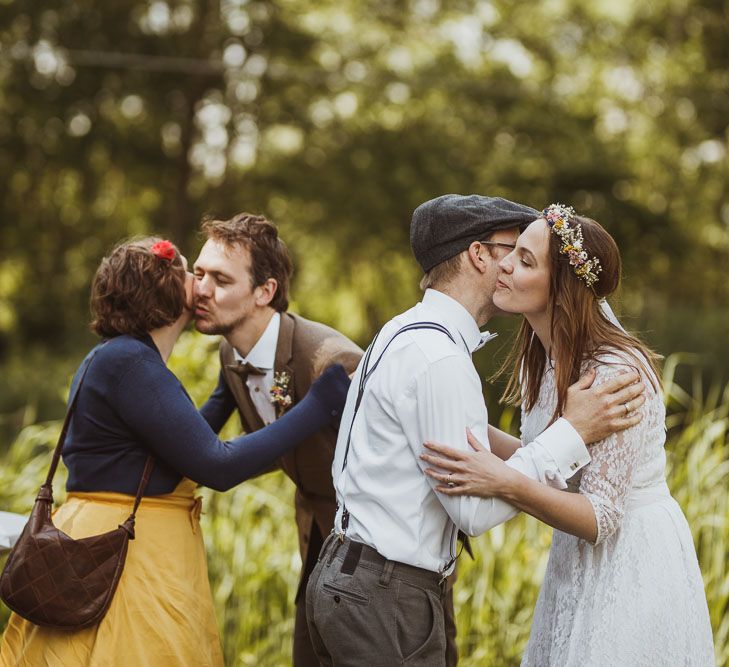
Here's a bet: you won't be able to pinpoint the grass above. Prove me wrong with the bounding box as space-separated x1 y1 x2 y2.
1 336 727 665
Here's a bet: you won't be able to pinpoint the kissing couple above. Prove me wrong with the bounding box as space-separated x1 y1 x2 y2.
307 195 714 666
0 214 361 665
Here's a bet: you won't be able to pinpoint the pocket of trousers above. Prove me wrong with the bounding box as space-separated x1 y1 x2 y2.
396 583 443 663
322 582 370 606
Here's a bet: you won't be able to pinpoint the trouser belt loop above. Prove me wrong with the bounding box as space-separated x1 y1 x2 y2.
327 535 344 565
319 530 337 563
378 559 395 588
341 540 363 575
438 572 449 595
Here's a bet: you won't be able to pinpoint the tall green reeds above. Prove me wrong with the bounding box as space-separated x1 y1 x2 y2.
1 338 726 665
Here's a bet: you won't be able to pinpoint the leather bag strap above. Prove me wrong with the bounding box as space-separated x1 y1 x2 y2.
119 455 155 538
40 341 156 530
42 343 108 491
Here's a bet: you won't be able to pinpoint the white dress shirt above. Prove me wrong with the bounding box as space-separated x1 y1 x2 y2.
332 289 590 575
233 312 280 425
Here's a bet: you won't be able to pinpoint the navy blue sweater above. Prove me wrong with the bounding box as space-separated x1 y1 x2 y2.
62 335 350 495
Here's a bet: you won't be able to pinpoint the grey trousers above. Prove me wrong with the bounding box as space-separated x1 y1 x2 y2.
306 533 447 666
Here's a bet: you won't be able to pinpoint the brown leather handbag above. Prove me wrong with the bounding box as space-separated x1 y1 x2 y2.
0 348 154 630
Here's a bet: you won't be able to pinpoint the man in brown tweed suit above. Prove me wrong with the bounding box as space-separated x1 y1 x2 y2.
192 212 363 666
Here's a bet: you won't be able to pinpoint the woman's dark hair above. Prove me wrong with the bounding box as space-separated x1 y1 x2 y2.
499 215 662 423
90 237 187 338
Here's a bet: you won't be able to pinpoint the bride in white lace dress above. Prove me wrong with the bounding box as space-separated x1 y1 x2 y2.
422 205 714 666
517 353 713 665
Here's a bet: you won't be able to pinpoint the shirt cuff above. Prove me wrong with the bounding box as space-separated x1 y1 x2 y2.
532 417 590 481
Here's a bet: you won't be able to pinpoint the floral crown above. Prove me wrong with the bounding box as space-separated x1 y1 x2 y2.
542 204 602 288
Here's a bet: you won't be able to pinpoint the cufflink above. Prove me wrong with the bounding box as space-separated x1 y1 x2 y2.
570 462 579 471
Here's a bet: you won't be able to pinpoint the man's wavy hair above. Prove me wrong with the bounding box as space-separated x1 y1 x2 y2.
90 237 187 338
201 213 293 312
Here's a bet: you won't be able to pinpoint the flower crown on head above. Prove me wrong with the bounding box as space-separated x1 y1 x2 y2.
542 204 602 288
150 240 176 262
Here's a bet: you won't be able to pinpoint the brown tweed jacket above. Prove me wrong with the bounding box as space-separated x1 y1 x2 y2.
219 312 363 594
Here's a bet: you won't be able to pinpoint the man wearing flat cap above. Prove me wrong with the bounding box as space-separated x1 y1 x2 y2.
307 194 642 666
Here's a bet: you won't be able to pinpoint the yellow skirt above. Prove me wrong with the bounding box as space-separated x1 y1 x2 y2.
0 479 224 667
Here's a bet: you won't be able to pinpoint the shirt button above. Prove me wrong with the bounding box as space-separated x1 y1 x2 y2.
254 387 260 393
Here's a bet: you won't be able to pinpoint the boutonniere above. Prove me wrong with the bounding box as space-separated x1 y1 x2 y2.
270 371 293 414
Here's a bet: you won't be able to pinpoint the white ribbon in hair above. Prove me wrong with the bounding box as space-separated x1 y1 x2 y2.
599 298 625 332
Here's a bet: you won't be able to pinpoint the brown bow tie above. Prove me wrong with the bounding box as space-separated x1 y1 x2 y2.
228 361 267 380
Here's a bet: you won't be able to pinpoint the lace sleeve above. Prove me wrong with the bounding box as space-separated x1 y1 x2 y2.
579 360 650 545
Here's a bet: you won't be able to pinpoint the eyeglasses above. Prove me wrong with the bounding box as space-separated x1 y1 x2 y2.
481 241 516 251
480 241 516 250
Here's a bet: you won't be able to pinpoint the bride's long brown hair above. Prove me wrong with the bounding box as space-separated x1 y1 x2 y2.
498 214 661 423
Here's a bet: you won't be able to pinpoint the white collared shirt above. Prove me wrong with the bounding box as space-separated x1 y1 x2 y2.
233 312 281 425
332 289 590 575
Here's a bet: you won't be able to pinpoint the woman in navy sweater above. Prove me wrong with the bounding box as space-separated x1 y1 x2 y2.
0 237 350 666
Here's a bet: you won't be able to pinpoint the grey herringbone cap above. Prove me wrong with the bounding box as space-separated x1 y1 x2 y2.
410 194 540 272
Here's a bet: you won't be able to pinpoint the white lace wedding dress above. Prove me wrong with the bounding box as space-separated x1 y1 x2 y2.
520 354 714 666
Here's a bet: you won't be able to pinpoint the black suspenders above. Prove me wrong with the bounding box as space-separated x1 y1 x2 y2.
338 321 456 538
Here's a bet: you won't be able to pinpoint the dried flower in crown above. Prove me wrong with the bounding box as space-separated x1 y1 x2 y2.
270 371 293 413
542 204 602 288
151 240 176 261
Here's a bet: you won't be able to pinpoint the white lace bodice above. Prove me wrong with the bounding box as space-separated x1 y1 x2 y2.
520 353 667 544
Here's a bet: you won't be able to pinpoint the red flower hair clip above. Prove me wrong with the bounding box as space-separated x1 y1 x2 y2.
151 240 176 261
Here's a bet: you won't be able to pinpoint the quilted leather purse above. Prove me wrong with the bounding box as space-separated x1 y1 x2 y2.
0 348 154 629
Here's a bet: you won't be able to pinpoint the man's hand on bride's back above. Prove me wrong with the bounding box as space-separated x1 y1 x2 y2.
562 368 646 444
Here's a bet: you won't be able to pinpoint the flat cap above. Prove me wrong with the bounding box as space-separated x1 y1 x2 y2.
410 194 539 273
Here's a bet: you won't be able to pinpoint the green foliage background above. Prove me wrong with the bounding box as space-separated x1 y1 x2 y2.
1 0 728 664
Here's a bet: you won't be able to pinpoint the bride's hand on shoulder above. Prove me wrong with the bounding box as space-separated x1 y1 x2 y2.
563 368 646 444
420 429 516 498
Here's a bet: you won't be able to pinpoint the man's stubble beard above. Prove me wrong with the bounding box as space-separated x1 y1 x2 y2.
476 277 500 324
194 311 249 338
